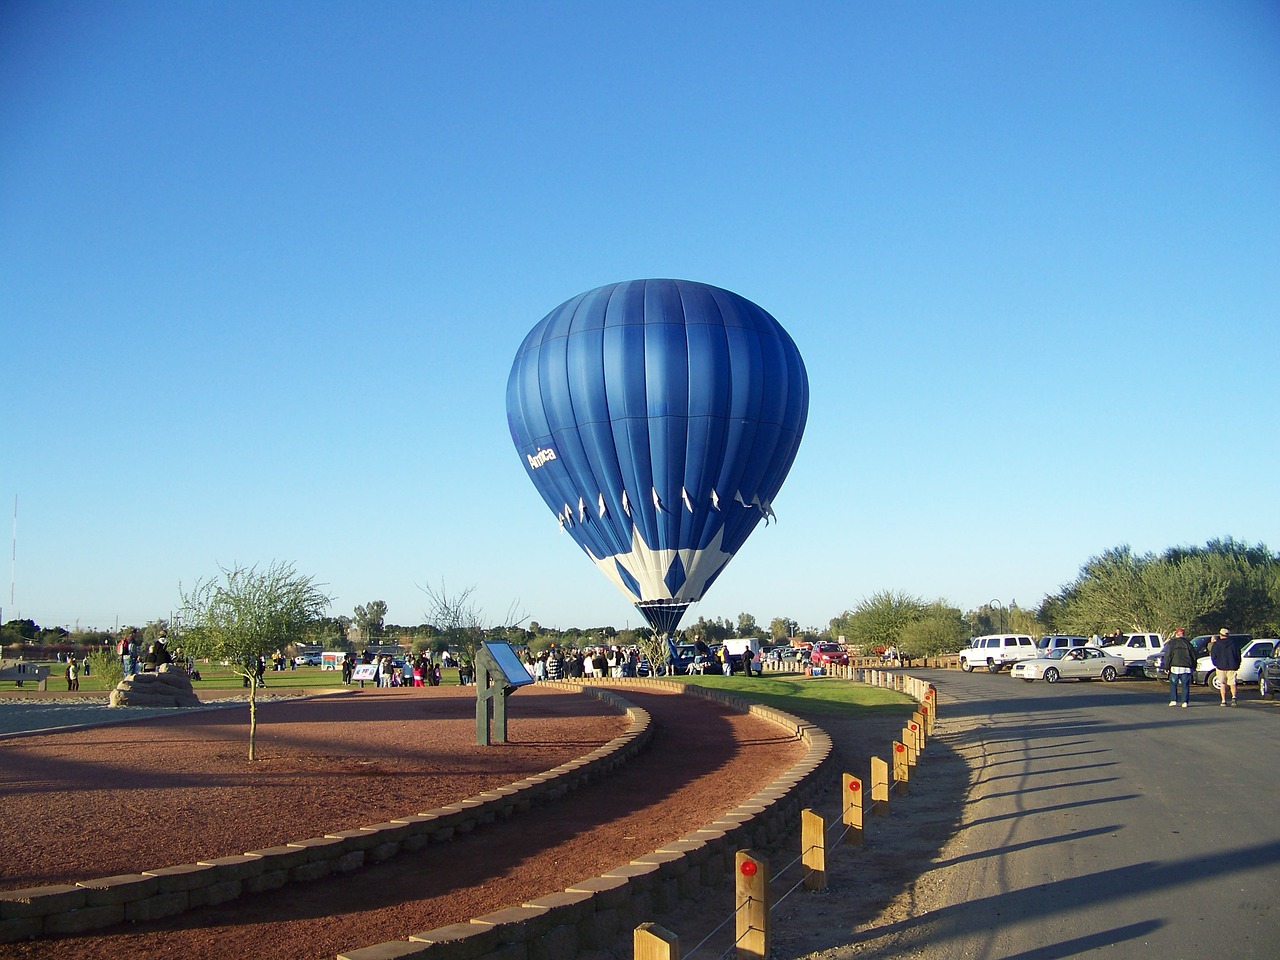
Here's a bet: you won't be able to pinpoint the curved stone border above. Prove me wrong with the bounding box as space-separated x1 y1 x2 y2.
0 687 650 943
338 679 835 960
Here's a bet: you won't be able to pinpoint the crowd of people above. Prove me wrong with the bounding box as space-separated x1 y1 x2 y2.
522 644 644 681
115 628 179 676
339 650 449 687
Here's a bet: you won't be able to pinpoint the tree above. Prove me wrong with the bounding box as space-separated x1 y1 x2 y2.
1137 555 1227 638
353 600 388 640
688 616 731 643
830 590 928 653
897 603 970 658
1056 546 1153 634
1189 539 1278 633
2 619 39 643
419 580 526 667
736 612 760 637
1038 539 1278 637
769 617 798 642
302 617 350 651
38 625 69 643
179 562 331 760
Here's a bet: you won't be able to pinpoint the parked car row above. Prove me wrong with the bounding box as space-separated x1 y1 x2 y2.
970 630 1280 694
957 631 1174 679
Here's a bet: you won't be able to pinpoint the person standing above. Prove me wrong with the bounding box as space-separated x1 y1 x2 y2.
65 658 79 691
1163 628 1194 708
1210 627 1242 706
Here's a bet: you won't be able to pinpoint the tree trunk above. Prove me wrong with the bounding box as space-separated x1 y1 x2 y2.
249 681 258 761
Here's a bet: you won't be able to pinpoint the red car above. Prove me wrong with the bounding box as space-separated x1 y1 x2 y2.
810 642 848 666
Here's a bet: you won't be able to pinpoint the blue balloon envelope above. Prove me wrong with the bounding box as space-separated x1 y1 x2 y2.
506 279 808 635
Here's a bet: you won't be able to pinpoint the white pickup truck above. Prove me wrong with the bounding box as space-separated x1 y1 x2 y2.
1099 632 1164 675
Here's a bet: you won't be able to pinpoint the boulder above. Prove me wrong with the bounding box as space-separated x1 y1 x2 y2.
109 664 202 708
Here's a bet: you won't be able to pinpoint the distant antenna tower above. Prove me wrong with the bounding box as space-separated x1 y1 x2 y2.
10 494 16 618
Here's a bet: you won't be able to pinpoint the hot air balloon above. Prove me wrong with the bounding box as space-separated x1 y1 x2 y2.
506 279 808 636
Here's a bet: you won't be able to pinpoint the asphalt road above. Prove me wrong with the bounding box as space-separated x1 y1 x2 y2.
857 669 1280 960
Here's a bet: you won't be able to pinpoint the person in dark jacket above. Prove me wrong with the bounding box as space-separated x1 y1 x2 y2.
1162 628 1195 708
1210 627 1242 706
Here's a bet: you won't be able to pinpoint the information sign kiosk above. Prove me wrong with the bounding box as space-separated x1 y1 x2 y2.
475 640 535 745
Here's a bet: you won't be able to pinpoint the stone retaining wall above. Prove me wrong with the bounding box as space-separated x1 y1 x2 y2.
337 680 836 960
0 687 649 944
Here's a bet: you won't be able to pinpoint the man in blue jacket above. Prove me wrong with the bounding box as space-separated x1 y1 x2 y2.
1210 627 1243 706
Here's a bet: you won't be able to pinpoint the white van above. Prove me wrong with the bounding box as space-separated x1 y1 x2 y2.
1036 635 1089 654
959 635 1037 673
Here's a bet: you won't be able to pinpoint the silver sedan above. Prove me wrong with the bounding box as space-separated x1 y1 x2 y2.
1011 647 1125 684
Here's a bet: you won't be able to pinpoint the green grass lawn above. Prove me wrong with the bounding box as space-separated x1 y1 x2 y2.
0 662 481 693
3 663 917 722
665 671 917 717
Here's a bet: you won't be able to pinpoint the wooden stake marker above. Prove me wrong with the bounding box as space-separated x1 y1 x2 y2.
735 849 770 959
901 726 918 768
892 740 909 795
911 713 926 749
801 808 826 891
870 756 890 815
634 922 680 960
842 773 864 845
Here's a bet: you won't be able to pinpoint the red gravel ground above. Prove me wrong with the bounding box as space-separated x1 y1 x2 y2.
0 683 805 960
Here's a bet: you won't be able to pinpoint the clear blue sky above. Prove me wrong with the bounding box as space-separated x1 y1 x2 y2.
3 1 1277 635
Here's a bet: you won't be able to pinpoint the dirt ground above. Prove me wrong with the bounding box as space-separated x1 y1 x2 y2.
635 682 977 960
0 683 809 960
1 686 626 891
766 699 976 960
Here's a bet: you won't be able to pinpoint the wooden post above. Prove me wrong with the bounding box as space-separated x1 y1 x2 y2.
802 808 826 890
870 756 889 815
735 850 770 959
893 741 909 795
901 726 918 767
635 922 680 960
911 712 926 750
842 773 864 845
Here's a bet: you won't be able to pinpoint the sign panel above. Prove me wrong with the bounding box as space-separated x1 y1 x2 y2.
481 641 535 687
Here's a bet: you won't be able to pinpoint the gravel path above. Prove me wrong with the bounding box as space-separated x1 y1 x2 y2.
0 685 803 960
0 694 304 738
